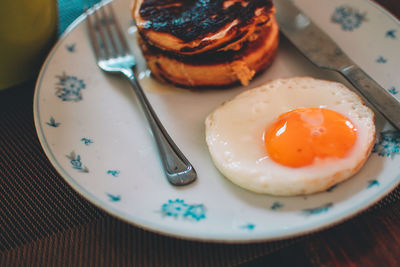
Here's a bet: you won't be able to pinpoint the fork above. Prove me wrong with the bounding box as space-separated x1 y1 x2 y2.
85 2 196 186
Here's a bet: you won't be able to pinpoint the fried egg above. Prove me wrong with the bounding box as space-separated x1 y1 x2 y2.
205 77 375 196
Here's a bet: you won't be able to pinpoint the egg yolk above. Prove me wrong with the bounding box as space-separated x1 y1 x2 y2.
264 107 357 168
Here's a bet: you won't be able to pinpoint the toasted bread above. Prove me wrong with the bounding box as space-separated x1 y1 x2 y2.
139 18 279 87
133 0 275 55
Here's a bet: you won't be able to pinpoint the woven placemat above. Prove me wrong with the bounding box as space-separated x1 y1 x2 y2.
0 83 104 251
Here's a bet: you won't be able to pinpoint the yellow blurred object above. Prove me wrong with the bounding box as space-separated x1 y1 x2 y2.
0 0 58 89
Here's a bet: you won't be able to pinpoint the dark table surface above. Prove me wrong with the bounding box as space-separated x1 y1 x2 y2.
0 1 399 266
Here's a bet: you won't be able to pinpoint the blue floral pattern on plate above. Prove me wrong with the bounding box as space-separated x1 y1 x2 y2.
388 87 398 95
240 223 255 230
303 203 333 216
56 73 86 101
161 199 206 221
81 138 93 146
372 130 400 157
66 152 89 173
386 30 396 39
376 56 387 63
107 170 120 177
332 6 365 31
107 193 121 202
66 43 76 52
270 202 284 210
367 180 380 188
46 116 60 127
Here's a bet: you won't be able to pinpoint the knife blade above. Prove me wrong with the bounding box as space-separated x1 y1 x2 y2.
274 0 400 130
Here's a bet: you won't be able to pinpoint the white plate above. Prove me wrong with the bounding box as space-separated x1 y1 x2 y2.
34 0 400 242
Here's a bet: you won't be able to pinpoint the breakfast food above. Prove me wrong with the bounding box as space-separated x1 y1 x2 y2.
132 0 278 88
205 77 376 196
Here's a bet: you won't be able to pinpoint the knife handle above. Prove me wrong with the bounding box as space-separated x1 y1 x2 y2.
340 66 400 130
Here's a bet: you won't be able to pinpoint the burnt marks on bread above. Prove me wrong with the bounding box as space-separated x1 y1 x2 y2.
139 25 272 65
139 0 273 42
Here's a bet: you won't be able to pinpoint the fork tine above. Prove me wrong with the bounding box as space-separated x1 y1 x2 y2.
93 5 113 59
100 6 122 57
108 4 131 55
86 8 103 59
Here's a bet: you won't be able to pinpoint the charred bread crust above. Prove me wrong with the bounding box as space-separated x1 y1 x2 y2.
140 18 279 88
134 0 275 55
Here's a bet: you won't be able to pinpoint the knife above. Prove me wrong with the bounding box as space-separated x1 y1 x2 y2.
274 0 400 130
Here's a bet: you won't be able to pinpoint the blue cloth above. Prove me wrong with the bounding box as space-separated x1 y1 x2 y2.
58 0 101 34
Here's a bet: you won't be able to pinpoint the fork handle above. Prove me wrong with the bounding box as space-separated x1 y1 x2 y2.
124 72 197 186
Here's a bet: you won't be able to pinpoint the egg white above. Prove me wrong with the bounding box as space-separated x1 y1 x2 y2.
205 77 375 196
